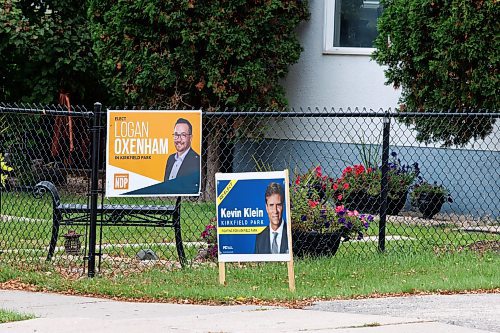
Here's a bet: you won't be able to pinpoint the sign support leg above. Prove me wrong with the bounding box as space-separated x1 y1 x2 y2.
218 262 226 285
287 260 295 292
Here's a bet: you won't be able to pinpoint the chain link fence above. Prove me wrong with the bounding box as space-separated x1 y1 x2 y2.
1 103 498 277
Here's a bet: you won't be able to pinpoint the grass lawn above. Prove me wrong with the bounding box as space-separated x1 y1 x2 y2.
1 190 497 252
0 309 35 324
1 188 498 303
0 248 498 303
1 207 497 264
1 190 215 246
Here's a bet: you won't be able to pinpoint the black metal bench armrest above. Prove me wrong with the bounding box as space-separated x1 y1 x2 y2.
34 181 61 207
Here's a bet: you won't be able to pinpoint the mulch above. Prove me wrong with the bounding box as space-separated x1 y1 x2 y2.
467 240 500 254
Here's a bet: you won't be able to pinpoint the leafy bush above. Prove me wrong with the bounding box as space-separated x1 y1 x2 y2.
88 0 309 200
88 0 309 108
373 0 498 146
0 0 100 103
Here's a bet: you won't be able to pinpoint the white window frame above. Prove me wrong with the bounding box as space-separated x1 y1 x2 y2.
323 0 376 56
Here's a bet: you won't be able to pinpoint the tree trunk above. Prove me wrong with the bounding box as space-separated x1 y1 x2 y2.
51 92 74 166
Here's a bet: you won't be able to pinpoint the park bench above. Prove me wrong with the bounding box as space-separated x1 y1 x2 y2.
34 181 185 264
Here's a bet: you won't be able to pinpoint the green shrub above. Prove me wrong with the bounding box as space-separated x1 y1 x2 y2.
0 0 100 103
88 0 309 108
373 0 499 146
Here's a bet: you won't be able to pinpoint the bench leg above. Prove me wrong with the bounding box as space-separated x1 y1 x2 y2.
173 197 186 267
174 222 186 267
46 211 61 261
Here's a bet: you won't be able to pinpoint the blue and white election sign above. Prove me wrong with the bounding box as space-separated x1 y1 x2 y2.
215 170 292 262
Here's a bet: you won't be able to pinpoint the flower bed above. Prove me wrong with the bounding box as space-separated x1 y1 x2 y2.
333 152 419 215
291 166 373 256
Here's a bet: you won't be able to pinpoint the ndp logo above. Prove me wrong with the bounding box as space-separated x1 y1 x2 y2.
114 174 129 190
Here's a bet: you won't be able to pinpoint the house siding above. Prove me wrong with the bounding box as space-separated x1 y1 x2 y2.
245 1 500 217
232 139 499 218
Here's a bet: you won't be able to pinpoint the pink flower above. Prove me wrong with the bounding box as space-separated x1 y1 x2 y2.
333 183 338 191
295 176 301 185
308 200 319 208
315 166 322 177
342 166 353 175
343 183 350 190
335 205 345 213
347 210 359 217
337 194 343 200
354 164 366 175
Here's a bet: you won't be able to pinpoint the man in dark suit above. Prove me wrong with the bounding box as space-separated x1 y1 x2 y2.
163 118 200 194
255 182 289 254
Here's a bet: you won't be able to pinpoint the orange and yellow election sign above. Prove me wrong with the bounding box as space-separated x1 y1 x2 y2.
106 110 201 197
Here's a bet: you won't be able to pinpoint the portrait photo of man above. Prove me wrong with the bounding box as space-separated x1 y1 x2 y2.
163 118 200 193
254 182 289 254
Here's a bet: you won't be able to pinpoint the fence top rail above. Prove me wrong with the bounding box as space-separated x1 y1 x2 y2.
0 105 93 118
202 111 499 118
2 104 498 118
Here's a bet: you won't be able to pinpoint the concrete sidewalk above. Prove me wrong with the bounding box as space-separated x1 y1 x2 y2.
0 290 498 332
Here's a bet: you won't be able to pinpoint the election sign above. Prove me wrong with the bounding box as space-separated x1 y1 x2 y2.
215 171 292 262
106 110 201 197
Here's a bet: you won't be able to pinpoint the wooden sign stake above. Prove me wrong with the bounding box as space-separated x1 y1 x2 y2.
287 260 296 292
284 169 295 292
218 262 226 285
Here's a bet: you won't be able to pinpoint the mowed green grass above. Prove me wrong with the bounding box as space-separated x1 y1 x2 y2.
1 189 498 302
0 248 498 302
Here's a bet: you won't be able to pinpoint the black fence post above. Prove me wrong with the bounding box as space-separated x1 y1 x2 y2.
88 102 102 277
378 111 391 252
